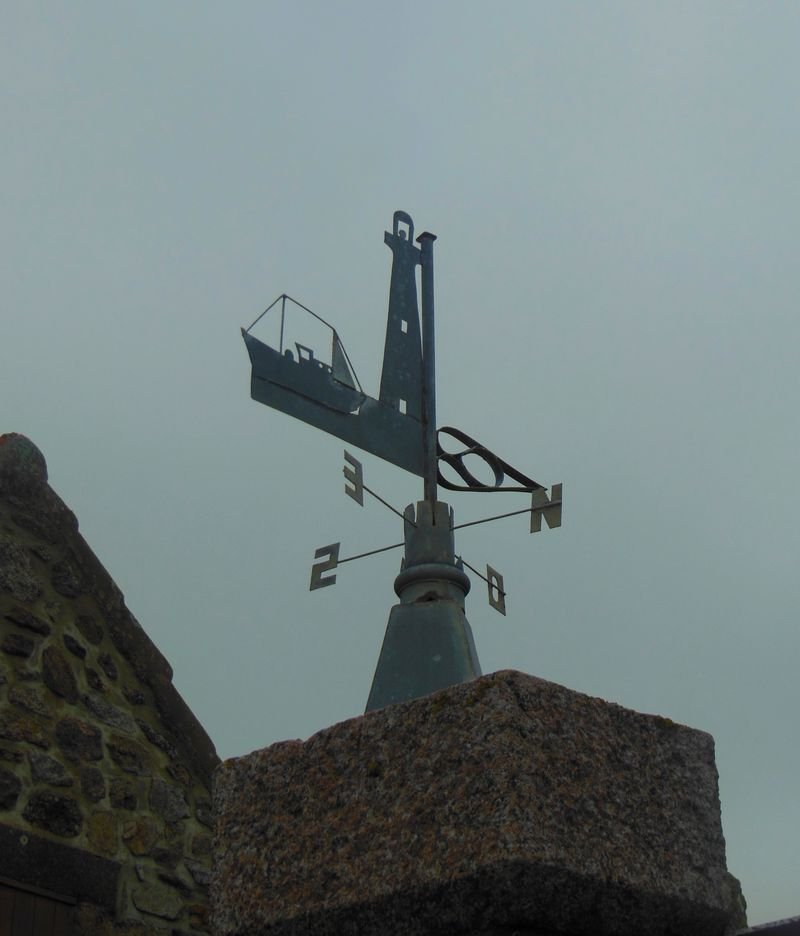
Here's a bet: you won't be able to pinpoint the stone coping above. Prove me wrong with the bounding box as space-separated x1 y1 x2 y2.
213 670 745 936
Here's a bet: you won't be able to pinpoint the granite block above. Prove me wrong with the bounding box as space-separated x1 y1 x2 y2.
212 670 744 936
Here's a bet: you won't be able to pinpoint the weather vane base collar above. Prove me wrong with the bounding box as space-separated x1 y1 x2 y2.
394 500 470 605
366 499 481 713
394 562 471 602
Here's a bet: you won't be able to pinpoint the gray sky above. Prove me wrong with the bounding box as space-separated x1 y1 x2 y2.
2 2 798 924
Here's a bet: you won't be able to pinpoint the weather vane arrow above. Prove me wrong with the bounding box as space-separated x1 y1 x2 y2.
242 210 563 710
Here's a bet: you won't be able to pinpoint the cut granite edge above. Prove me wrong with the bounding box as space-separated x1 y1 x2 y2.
213 854 742 936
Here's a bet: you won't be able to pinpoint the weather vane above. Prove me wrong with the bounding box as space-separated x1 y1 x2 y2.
242 211 562 711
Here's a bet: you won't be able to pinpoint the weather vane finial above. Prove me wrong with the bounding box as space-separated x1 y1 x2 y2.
242 211 562 710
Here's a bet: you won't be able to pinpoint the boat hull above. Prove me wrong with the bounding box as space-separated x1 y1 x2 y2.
243 331 424 477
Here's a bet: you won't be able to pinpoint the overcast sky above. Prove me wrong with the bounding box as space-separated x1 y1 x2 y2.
3 2 799 924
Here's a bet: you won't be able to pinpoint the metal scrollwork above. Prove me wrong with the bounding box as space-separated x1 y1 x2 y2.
436 426 545 493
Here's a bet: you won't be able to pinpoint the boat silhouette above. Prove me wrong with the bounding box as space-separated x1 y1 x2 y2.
242 211 426 477
242 297 366 415
242 210 548 494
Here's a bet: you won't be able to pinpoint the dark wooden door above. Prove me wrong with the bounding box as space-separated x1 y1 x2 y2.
0 880 74 936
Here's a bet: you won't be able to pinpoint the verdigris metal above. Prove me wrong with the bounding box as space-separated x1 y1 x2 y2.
241 211 549 491
437 425 546 493
242 211 425 476
365 500 480 712
417 231 438 504
242 211 561 712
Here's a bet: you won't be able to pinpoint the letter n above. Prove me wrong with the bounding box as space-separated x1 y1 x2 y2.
531 483 563 533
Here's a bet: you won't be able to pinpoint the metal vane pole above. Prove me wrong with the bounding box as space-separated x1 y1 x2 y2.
418 232 438 510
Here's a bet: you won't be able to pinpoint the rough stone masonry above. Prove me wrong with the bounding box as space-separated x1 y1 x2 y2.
213 669 745 936
0 432 219 934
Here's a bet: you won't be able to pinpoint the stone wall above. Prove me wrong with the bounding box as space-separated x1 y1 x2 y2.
0 433 219 934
